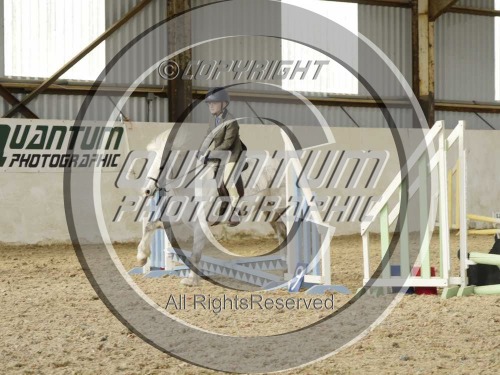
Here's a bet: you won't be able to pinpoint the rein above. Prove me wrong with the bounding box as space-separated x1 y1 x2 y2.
147 161 207 194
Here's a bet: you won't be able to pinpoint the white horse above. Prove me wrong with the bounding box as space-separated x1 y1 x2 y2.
136 129 287 286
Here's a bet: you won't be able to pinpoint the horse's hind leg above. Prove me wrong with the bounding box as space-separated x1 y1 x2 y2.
137 220 163 266
180 222 204 286
270 209 287 245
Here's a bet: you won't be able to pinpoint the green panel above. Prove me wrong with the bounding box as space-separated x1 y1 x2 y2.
419 156 431 279
380 204 390 280
441 286 459 299
457 286 475 297
399 178 410 278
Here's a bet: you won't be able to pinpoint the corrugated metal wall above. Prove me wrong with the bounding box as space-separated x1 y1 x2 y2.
0 1 4 78
103 0 282 89
358 5 412 97
203 102 412 128
436 111 500 130
0 0 499 130
435 11 495 101
456 0 494 8
191 0 282 92
104 0 167 86
191 98 413 128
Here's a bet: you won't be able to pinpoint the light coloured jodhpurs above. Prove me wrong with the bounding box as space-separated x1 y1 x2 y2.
223 161 239 207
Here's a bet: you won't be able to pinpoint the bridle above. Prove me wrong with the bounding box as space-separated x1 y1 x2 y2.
144 162 208 196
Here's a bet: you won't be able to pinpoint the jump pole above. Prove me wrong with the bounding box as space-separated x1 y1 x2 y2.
467 214 500 225
469 252 500 266
473 285 500 295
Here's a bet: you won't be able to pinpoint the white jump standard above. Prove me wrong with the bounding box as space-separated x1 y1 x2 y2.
360 121 468 298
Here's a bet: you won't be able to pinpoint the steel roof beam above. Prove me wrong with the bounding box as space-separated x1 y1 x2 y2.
323 0 410 7
0 84 38 119
2 0 153 118
7 81 500 113
449 7 500 17
429 0 459 21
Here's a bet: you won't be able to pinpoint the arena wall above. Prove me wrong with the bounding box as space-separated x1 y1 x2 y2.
1 119 498 244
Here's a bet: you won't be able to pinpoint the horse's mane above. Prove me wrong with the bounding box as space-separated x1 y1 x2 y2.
147 129 171 153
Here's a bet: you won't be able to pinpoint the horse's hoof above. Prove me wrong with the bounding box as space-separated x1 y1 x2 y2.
180 278 200 287
180 278 193 286
137 256 148 267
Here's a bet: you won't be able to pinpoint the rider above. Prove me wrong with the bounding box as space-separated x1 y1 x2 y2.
199 87 244 226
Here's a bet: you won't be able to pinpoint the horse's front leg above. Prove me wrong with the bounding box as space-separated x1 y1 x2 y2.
137 220 163 266
270 209 288 245
180 222 204 286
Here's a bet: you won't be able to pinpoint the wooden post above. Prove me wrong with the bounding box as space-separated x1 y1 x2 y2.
412 0 434 127
167 0 192 123
412 0 458 128
411 0 441 127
